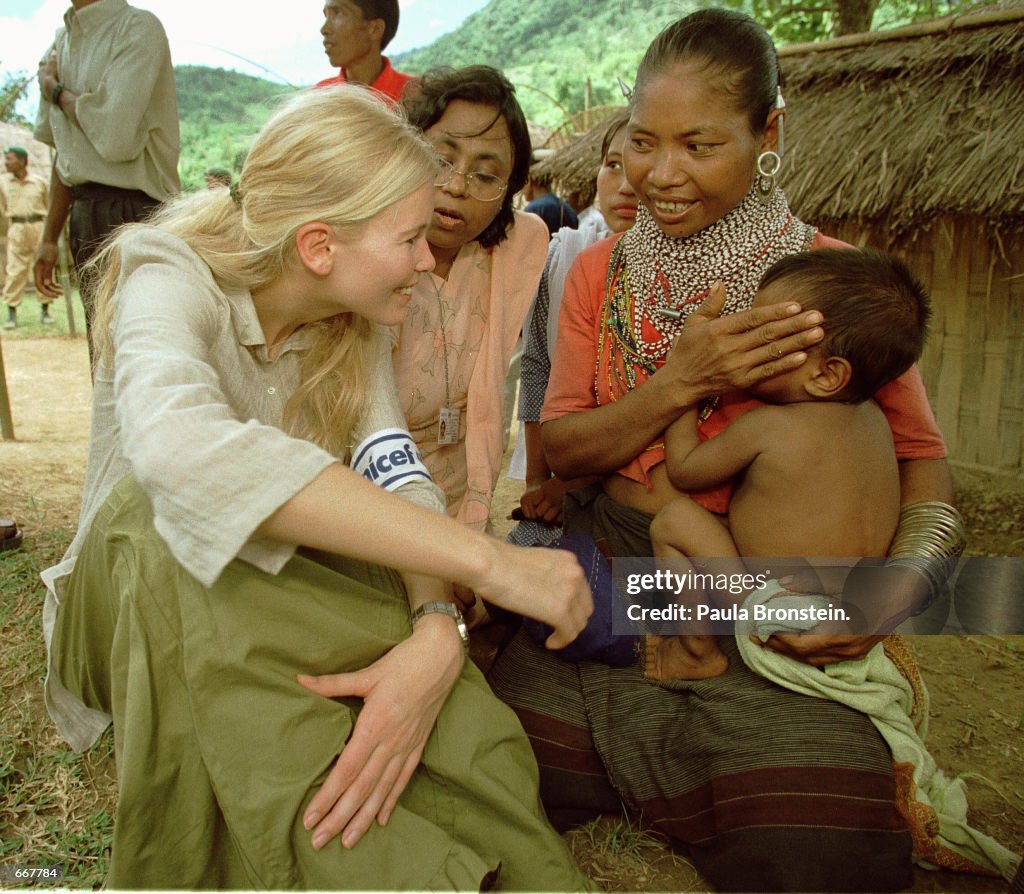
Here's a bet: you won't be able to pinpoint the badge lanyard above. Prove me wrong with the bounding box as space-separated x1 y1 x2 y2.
434 280 460 445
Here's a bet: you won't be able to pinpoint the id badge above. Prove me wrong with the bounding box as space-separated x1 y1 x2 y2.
437 407 460 445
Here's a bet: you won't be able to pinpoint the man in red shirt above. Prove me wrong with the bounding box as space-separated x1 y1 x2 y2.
315 0 414 103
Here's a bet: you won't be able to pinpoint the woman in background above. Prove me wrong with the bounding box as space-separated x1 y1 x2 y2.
509 110 637 547
393 66 548 535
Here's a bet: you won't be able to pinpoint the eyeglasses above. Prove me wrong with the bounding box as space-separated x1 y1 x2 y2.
433 160 508 203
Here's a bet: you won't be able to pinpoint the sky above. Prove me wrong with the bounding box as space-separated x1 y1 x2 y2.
1 0 490 116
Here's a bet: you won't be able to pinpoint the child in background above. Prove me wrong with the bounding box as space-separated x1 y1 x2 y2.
510 111 637 546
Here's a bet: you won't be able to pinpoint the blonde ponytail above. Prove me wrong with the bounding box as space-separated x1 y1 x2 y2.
88 86 437 455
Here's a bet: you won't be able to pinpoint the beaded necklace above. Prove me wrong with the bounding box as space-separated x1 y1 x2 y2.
595 185 816 410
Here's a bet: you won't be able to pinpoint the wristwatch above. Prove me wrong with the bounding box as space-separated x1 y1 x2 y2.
410 600 470 651
51 83 65 107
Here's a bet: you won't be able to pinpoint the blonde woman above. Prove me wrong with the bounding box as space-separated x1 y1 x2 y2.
41 87 593 890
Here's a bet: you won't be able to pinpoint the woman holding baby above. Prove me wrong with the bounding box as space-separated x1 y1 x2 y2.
489 9 961 891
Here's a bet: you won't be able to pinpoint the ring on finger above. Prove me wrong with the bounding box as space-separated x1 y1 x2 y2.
768 343 783 360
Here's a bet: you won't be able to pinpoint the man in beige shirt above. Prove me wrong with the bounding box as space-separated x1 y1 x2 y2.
2 146 51 328
33 0 179 362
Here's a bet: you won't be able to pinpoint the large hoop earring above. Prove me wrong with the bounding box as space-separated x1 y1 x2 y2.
755 150 781 206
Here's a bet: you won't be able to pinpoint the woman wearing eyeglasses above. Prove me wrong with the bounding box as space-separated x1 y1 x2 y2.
393 67 548 546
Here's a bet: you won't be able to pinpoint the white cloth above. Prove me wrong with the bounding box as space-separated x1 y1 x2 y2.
736 585 1021 881
576 205 611 244
509 227 608 478
507 422 527 480
544 227 603 372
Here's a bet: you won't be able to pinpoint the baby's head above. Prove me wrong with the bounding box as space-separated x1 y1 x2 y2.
753 248 931 404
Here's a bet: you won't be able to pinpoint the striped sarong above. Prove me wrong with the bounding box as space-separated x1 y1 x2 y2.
488 485 914 892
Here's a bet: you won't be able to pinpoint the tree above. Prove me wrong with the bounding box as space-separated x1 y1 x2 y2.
724 0 979 40
0 67 32 127
834 0 880 35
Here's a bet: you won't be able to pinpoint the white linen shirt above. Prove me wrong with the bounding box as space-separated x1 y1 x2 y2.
42 226 443 751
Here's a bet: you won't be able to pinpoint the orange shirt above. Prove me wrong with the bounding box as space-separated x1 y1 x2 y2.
541 233 947 513
314 57 415 104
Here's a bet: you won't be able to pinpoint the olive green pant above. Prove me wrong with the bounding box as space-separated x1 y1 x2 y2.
54 476 592 890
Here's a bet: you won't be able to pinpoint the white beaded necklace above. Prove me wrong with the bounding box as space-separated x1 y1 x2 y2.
615 186 817 366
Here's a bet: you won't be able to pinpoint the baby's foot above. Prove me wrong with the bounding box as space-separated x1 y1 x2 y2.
644 634 729 682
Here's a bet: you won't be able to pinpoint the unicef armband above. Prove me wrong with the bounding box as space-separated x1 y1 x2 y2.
351 428 432 492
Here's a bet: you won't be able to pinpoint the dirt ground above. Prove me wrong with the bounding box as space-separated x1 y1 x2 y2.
1 334 1021 891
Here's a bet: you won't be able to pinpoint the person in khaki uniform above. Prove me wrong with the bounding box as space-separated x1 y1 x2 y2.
1 147 51 328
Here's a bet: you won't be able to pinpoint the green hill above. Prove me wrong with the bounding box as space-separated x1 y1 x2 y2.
390 0 978 129
172 0 980 180
394 0 689 128
174 65 296 191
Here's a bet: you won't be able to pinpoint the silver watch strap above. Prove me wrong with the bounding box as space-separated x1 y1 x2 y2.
409 600 469 650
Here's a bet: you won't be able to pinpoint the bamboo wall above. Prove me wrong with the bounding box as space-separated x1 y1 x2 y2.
828 215 1023 478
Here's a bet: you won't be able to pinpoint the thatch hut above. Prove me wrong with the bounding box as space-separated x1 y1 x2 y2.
780 6 1024 478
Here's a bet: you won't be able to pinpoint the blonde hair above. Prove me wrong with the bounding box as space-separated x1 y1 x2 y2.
90 87 437 457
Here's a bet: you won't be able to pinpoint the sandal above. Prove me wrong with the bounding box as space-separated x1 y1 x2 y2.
1 518 24 553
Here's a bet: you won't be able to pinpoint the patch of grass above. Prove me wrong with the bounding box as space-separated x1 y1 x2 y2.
0 495 115 890
0 288 84 341
573 813 666 859
565 812 702 891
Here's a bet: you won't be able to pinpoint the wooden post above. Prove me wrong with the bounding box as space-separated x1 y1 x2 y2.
59 230 77 337
934 217 968 458
0 335 15 440
48 145 77 336
977 251 1006 469
60 165 77 337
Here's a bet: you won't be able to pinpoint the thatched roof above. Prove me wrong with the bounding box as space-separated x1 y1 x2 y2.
531 107 629 207
527 120 552 153
780 5 1024 234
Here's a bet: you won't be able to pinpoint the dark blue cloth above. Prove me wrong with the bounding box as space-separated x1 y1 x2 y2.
523 532 639 665
524 192 579 236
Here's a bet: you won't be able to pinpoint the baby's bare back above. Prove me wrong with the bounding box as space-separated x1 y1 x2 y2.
729 401 900 559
